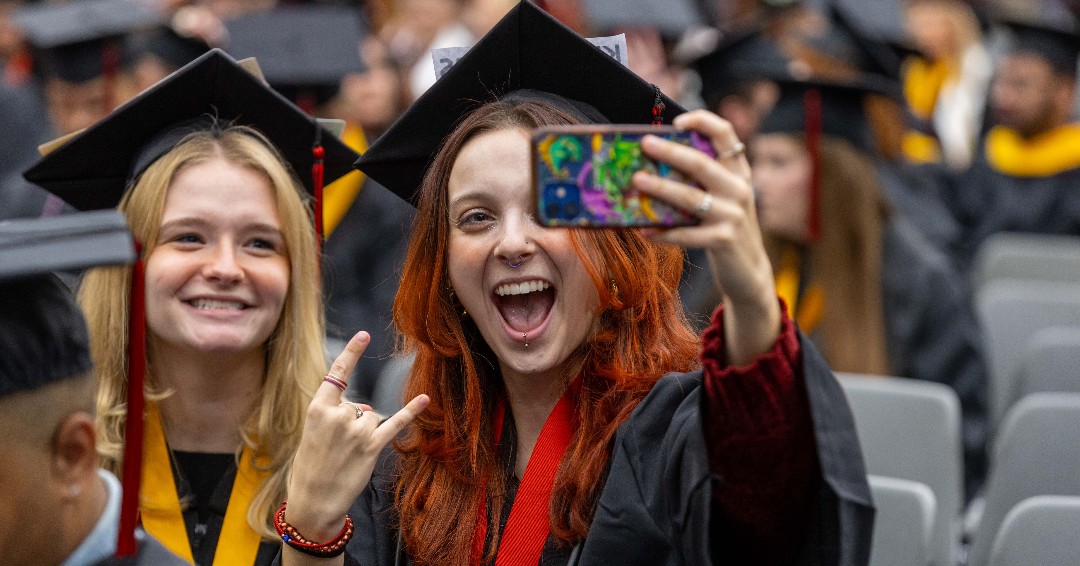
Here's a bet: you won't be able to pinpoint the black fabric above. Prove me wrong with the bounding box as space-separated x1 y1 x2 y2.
758 79 880 150
172 451 236 526
692 26 789 108
0 274 91 396
323 179 415 401
0 211 134 397
223 5 366 92
316 332 873 566
881 218 989 499
948 146 1080 271
167 451 278 566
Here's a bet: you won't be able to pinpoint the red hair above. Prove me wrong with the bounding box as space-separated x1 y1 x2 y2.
392 99 701 565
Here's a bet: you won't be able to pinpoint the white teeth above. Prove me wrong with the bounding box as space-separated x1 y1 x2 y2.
190 299 245 310
495 280 551 297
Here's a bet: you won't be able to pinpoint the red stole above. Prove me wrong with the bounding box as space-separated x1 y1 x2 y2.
471 379 580 566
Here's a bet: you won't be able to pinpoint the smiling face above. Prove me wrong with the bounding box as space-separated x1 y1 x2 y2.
751 133 812 243
446 127 600 383
145 156 290 357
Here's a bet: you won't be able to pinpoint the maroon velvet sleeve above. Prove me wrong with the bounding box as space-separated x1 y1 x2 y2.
701 300 818 565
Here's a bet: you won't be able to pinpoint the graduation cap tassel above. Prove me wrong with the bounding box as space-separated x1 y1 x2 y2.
312 123 326 258
651 84 666 126
101 40 121 117
804 89 823 244
116 243 147 557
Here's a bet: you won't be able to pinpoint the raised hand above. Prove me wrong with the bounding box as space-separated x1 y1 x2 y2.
632 110 781 364
284 332 429 549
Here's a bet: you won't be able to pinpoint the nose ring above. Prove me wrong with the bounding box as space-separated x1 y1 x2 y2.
508 255 524 268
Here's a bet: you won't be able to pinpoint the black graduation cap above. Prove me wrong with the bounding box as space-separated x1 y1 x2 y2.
1001 18 1080 75
129 26 211 72
827 2 908 84
23 48 359 212
13 0 164 84
355 0 684 204
692 25 790 107
579 0 706 39
757 77 883 241
223 5 367 110
0 210 135 397
758 77 878 148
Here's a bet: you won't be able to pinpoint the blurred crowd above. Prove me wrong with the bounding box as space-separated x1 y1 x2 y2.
1 0 1079 532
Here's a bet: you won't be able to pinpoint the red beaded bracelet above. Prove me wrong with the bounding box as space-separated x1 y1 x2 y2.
275 501 354 558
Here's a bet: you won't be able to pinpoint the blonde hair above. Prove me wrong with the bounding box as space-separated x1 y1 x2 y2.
80 126 326 538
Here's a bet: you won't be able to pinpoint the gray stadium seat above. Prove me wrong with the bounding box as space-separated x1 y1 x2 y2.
988 495 1080 566
868 475 937 566
967 394 1080 566
1017 326 1080 401
975 280 1080 433
839 374 962 566
973 232 1080 294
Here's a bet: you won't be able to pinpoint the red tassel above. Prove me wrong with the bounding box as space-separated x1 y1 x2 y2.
312 143 325 259
116 243 146 557
101 41 121 116
804 89 822 244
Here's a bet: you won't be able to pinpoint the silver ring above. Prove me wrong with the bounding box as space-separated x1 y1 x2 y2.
508 255 524 268
717 141 746 159
695 193 714 215
340 402 364 419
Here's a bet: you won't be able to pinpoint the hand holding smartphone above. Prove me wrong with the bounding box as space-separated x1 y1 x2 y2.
532 125 715 228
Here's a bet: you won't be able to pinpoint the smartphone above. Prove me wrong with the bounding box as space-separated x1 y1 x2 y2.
532 125 714 228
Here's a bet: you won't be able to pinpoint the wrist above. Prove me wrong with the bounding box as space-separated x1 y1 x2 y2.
276 501 353 558
282 496 349 543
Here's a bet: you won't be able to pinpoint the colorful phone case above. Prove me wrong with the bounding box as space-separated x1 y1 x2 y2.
533 125 714 228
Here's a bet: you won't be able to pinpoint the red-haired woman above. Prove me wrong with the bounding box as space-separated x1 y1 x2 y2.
276 5 871 565
278 102 871 564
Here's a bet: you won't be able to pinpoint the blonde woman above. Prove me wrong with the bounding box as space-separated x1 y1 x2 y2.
23 50 358 565
903 0 992 170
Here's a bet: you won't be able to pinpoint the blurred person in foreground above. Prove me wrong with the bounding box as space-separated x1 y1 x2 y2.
0 211 186 566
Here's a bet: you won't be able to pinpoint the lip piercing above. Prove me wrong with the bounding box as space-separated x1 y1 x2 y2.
508 255 524 268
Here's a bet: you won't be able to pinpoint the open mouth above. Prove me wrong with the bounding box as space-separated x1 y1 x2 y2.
493 279 555 334
186 298 247 311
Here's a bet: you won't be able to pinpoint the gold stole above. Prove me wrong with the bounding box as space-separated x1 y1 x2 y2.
775 247 824 333
901 57 951 164
140 403 270 565
322 123 368 237
984 124 1080 177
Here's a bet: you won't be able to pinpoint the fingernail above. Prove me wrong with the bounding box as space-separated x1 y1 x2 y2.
352 331 370 344
641 134 660 149
633 170 654 187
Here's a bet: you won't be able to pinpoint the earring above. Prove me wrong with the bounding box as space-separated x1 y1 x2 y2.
610 278 619 297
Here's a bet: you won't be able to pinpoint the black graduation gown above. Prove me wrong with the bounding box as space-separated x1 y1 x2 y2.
169 455 279 566
881 218 989 498
949 150 1080 271
332 333 874 566
321 179 415 402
